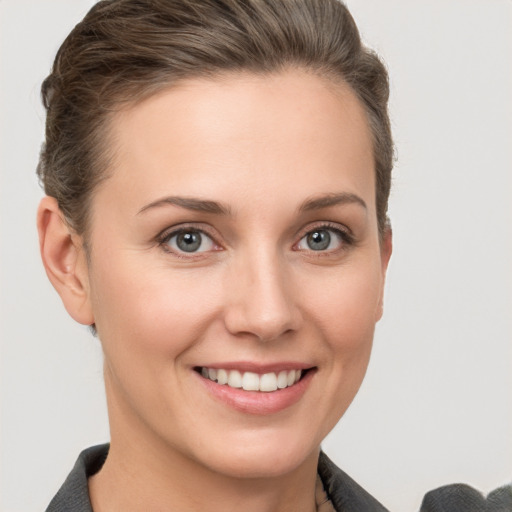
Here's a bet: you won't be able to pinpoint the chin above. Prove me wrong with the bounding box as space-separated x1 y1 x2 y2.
190 428 321 479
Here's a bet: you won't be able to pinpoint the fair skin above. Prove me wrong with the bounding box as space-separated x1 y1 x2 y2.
38 69 392 512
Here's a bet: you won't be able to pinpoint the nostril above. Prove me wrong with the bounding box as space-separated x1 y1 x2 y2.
223 271 302 342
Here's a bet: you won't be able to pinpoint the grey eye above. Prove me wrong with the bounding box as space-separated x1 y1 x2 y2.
167 230 215 253
297 228 343 252
306 230 331 251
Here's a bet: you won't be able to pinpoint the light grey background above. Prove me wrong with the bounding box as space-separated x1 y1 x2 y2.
1 1 511 511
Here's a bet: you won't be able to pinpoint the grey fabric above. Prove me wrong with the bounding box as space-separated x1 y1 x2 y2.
45 445 387 511
318 452 389 511
420 483 512 512
488 485 512 511
45 444 108 512
45 444 512 511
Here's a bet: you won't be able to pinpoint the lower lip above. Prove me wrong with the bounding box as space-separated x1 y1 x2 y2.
196 370 315 415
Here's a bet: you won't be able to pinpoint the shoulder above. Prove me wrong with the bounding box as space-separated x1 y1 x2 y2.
420 482 512 512
45 444 109 512
318 451 390 512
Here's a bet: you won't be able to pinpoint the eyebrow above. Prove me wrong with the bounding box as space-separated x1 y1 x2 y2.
137 196 231 216
298 192 367 212
137 191 366 216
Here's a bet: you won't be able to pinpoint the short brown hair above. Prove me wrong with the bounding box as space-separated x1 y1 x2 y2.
37 0 393 238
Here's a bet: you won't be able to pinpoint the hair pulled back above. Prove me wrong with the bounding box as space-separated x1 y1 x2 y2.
37 0 393 238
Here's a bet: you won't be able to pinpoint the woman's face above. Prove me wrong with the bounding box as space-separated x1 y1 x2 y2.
83 69 391 478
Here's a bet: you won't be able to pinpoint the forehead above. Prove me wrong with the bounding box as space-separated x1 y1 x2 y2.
95 69 375 218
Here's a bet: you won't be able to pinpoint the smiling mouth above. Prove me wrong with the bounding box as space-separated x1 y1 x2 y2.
195 367 310 392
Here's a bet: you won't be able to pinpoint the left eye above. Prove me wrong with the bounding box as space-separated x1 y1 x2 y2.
297 228 344 252
166 230 216 253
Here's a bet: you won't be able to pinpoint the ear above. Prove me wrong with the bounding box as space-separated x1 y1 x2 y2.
37 196 94 325
376 224 393 321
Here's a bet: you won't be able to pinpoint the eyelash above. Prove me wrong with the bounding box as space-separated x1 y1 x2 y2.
156 222 355 258
156 225 220 259
295 222 355 254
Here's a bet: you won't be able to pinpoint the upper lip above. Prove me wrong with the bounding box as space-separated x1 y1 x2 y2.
194 361 314 374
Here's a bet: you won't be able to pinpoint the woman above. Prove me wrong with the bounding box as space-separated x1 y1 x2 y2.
36 0 392 510
30 1 511 511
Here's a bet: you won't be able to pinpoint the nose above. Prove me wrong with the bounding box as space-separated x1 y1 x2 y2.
223 250 302 342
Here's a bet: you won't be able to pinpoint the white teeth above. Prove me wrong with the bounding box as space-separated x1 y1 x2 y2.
200 367 305 392
227 370 242 388
260 372 278 392
277 370 288 389
216 368 228 385
242 372 260 391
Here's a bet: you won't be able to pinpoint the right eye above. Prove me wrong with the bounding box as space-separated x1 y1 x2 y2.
164 229 217 254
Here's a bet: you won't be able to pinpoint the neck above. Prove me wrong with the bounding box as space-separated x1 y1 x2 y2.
89 381 320 512
89 438 319 512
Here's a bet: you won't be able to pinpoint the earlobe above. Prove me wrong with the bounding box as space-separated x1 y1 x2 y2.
37 196 94 326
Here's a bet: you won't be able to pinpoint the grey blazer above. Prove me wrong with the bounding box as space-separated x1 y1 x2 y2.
45 444 512 511
45 444 388 511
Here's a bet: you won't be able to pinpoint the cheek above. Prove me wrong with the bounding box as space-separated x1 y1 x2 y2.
303 261 383 350
89 255 222 363
88 257 226 430
302 259 383 413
